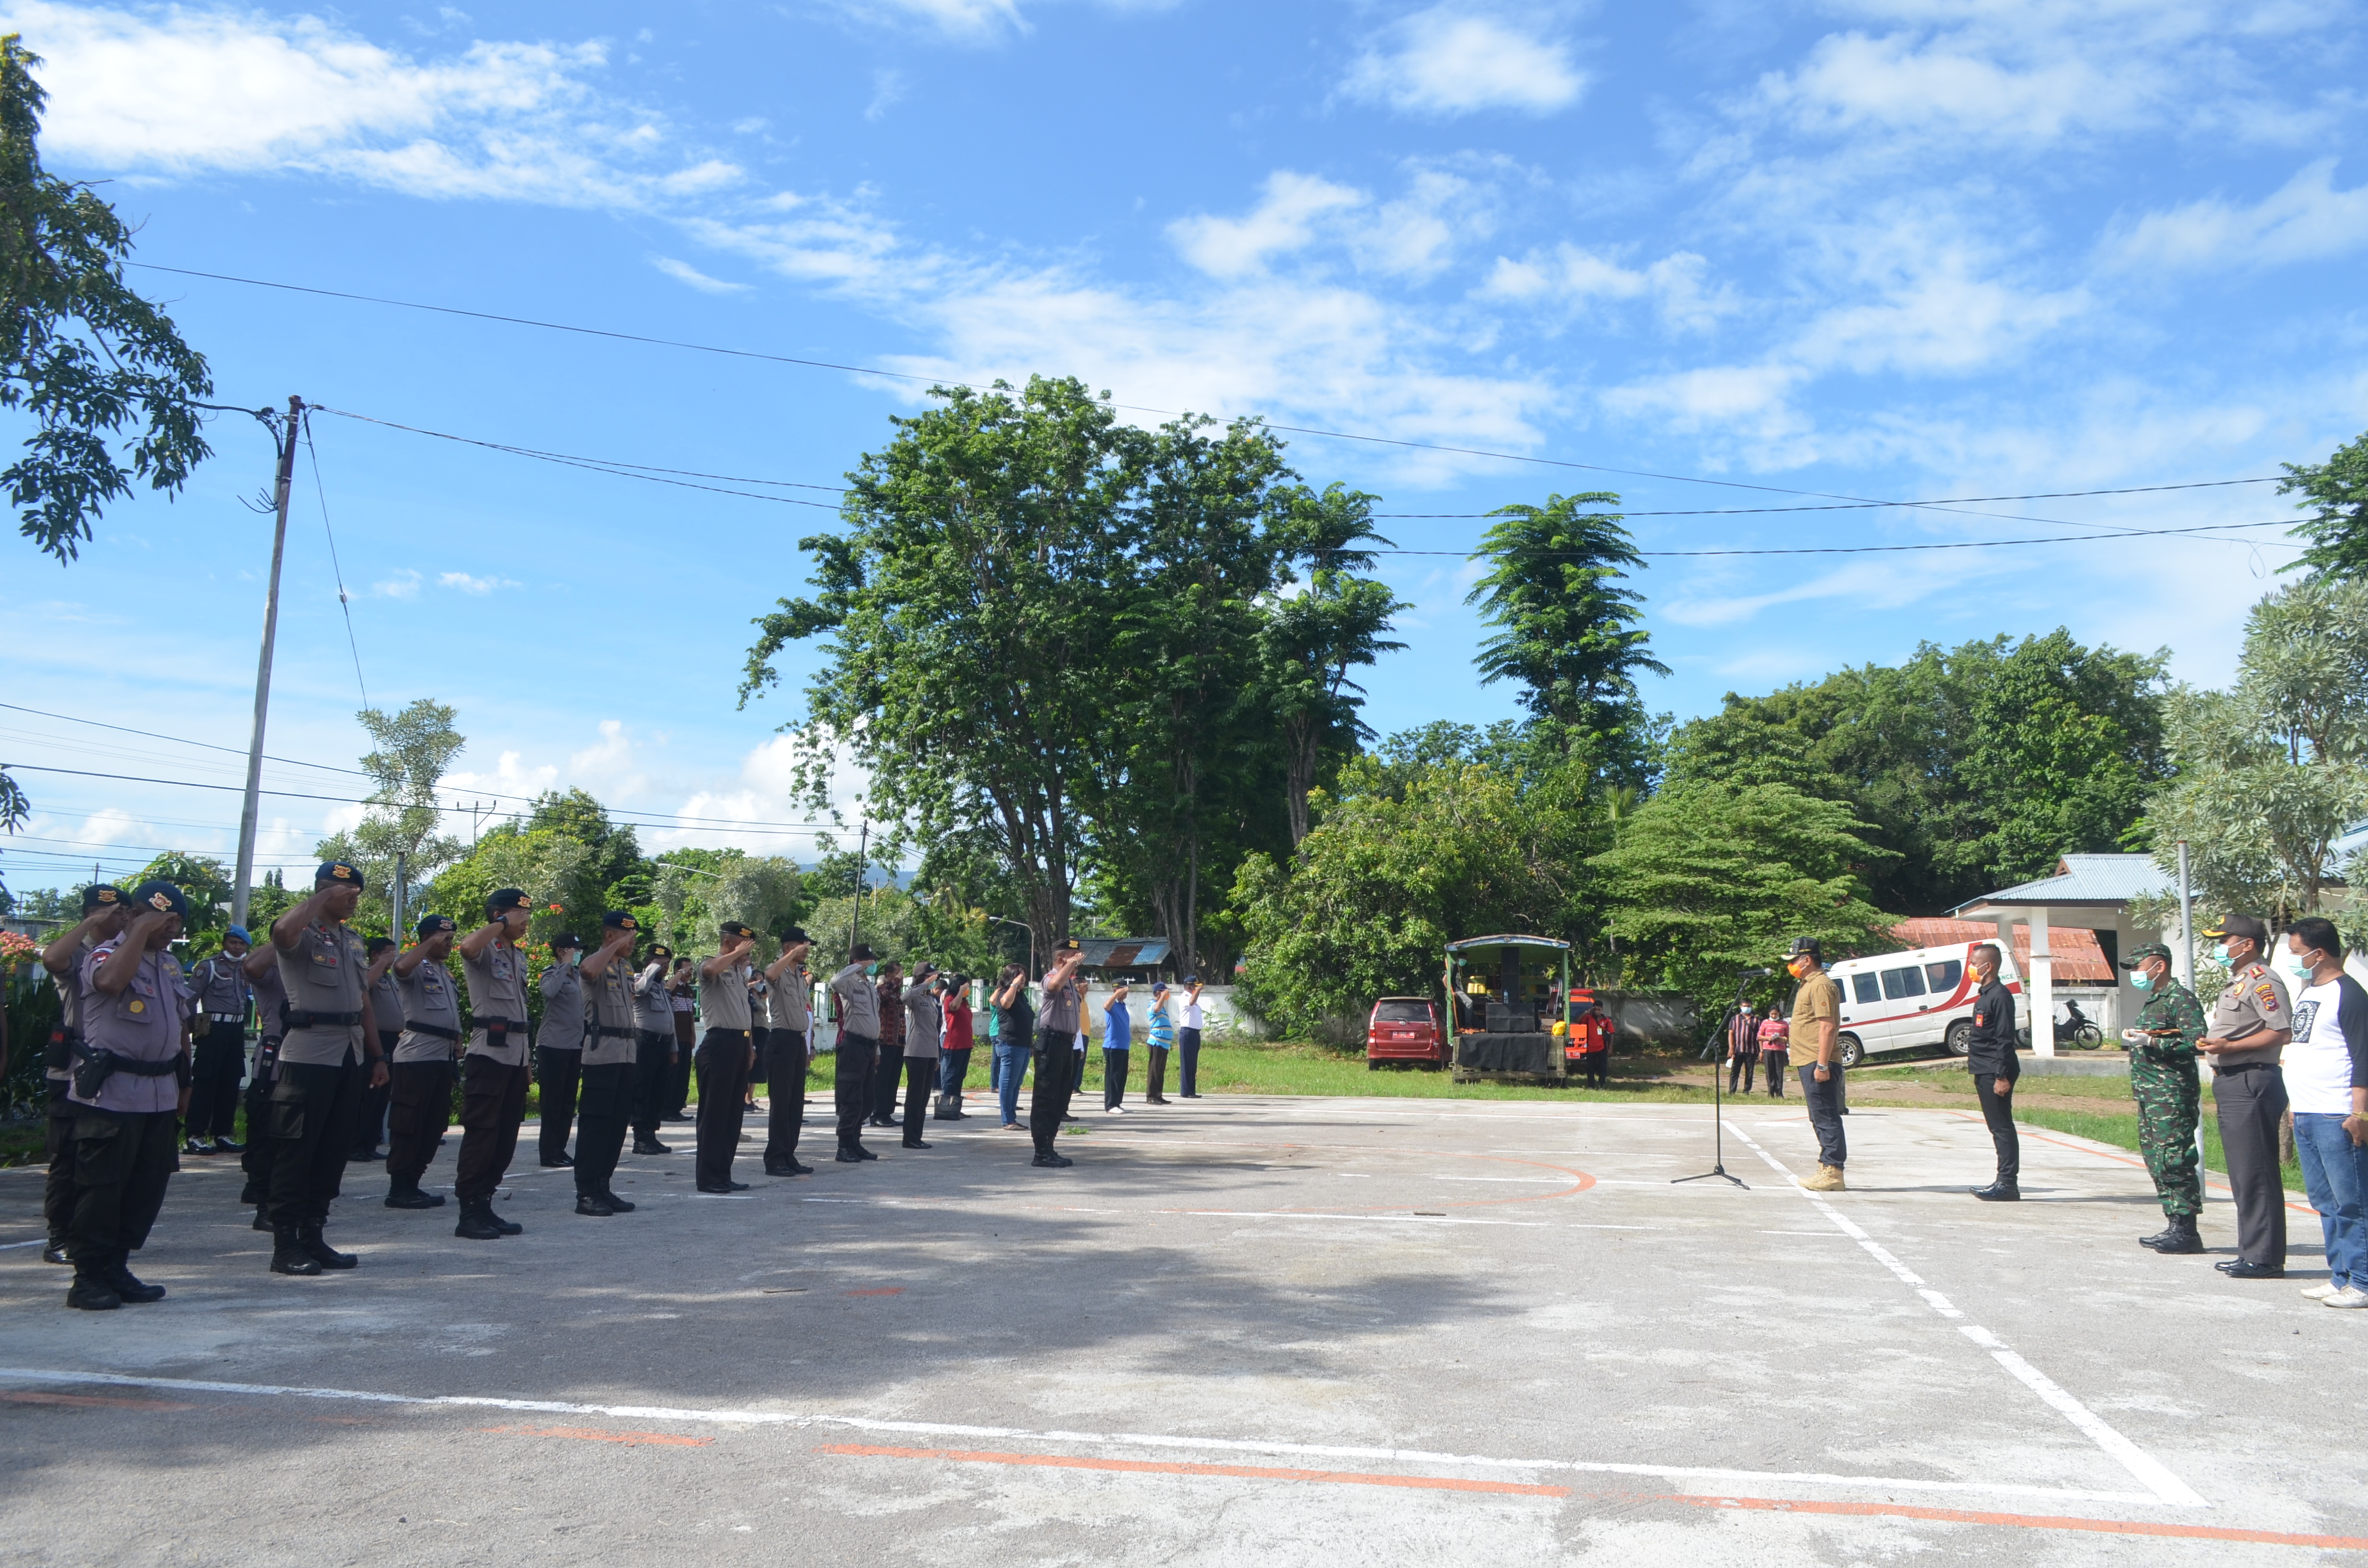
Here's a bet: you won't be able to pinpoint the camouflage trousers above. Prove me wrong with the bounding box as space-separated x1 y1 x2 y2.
2130 1050 2202 1218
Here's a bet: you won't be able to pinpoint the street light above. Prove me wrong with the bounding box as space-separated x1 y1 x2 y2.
987 915 1034 981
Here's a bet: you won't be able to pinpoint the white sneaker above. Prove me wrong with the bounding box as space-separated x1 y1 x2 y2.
2301 1280 2342 1300
1106 1105 1127 1115
2323 1286 2368 1309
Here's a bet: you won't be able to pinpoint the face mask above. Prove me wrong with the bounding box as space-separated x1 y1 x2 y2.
568 950 584 968
2130 970 2154 991
2208 943 2230 967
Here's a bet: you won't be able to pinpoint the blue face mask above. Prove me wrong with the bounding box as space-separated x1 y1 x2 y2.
2209 942 2231 967
2131 970 2154 991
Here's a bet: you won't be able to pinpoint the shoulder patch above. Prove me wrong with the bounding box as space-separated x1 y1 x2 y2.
2255 983 2280 1010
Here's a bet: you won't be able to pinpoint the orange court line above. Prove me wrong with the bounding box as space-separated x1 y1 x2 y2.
1680 1495 2368 1549
3 1390 192 1411
482 1424 713 1448
844 1287 905 1296
817 1443 1570 1498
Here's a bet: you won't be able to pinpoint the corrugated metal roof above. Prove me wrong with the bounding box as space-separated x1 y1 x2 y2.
1076 938 1171 968
1954 853 2171 912
1890 917 2116 982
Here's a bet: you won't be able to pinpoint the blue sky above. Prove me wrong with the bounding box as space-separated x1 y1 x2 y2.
3 0 2364 895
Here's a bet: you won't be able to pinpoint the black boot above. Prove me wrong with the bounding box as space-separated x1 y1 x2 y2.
2147 1214 2204 1254
540 1151 575 1168
41 1238 68 1266
454 1201 505 1241
66 1259 122 1311
238 1179 265 1205
384 1175 445 1209
299 1225 359 1270
600 1189 636 1213
1971 1181 2020 1202
105 1257 167 1303
252 1205 273 1232
487 1204 523 1235
575 1193 614 1217
632 1136 671 1155
270 1225 323 1276
835 1146 864 1163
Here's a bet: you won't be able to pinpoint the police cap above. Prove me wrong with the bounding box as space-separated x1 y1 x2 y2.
552 931 584 952
486 887 532 917
81 883 124 913
131 879 189 920
316 860 366 890
416 914 456 940
601 910 639 931
2201 914 2269 943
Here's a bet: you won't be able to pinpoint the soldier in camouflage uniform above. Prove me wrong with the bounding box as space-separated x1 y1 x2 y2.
2120 942 2207 1254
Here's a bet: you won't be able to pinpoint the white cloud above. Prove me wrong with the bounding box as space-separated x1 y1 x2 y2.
830 0 1028 44
1759 28 2146 144
1168 172 1367 279
438 571 520 594
1342 5 1586 118
443 749 559 802
2103 158 2368 273
866 68 907 121
651 255 749 293
372 568 423 599
1478 244 1738 331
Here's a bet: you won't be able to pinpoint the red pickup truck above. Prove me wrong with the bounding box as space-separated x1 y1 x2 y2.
1366 997 1447 1069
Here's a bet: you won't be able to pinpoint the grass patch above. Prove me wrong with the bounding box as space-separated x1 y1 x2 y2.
1059 1036 1714 1104
2011 1103 2306 1194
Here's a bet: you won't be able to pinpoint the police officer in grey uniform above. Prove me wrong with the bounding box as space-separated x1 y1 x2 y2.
381 915 460 1209
353 935 400 1161
38 884 129 1265
694 922 759 1193
832 944 882 1163
2200 914 2294 1279
266 860 388 1277
238 938 289 1221
900 964 942 1150
184 924 252 1156
762 927 814 1177
454 888 536 1240
61 879 190 1309
536 932 586 1168
630 942 677 1156
573 911 645 1216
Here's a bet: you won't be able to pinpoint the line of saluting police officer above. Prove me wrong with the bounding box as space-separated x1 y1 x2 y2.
38 860 1105 1311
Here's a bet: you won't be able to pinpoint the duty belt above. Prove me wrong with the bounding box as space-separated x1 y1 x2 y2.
466 1015 526 1045
71 1045 188 1100
208 1011 245 1024
284 1009 364 1029
406 1020 462 1041
594 1024 638 1038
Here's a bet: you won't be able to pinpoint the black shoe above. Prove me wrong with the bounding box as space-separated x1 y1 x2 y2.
41 1239 68 1266
696 1182 751 1194
867 1115 896 1129
575 1194 615 1217
854 1144 878 1161
2223 1260 2285 1280
2150 1217 2205 1255
2139 1224 2177 1248
632 1138 673 1155
540 1152 575 1168
489 1209 523 1236
299 1227 358 1270
252 1207 273 1233
1032 1152 1074 1168
600 1191 636 1213
105 1259 167 1303
1971 1183 2020 1202
836 1148 865 1163
902 1138 932 1150
454 1204 506 1241
67 1271 122 1311
211 1137 245 1155
239 1182 265 1205
385 1180 445 1209
184 1138 210 1157
764 1160 814 1177
270 1227 323 1276
348 1147 383 1163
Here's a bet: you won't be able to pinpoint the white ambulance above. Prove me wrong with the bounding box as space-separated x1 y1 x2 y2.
1825 941 2020 1068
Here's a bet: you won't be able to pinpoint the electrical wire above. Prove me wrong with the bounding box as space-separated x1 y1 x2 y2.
301 409 372 709
1374 478 2282 519
1374 518 2305 559
0 703 374 778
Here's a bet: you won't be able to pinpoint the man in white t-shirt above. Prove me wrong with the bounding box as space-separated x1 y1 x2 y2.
2280 917 2368 1308
1178 976 1206 1098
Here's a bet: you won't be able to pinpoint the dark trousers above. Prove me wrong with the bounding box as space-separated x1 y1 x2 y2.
267 1059 363 1229
1103 1048 1130 1109
632 1029 673 1138
1178 1027 1201 1095
900 1057 932 1141
65 1107 177 1262
695 1029 752 1188
1799 1063 1846 1168
835 1033 878 1148
188 1022 245 1140
239 1043 281 1198
386 1060 456 1183
351 1031 397 1155
764 1030 808 1168
749 1026 770 1088
537 1047 580 1163
1146 1045 1170 1100
872 1040 905 1122
1975 1069 2020 1184
2214 1065 2290 1268
937 1047 973 1096
455 1056 531 1204
1763 1051 1788 1096
1727 1052 1755 1095
668 1014 696 1113
1577 1049 1609 1088
1029 1027 1078 1156
44 1083 78 1243
574 1062 632 1198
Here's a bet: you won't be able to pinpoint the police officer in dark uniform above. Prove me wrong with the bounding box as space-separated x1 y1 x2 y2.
266 860 388 1277
353 936 400 1161
1966 942 2020 1200
2199 915 2294 1279
60 879 190 1309
38 885 129 1265
573 912 644 1216
536 932 586 1168
381 915 459 1209
238 936 288 1225
630 943 677 1156
454 888 536 1240
185 924 252 1156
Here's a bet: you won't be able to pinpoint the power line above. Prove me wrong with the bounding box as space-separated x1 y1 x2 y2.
1373 477 2282 519
139 262 2282 521
0 703 372 776
1373 518 2305 559
301 409 372 710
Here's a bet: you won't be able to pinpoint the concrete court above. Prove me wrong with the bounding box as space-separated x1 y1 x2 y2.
0 1091 2360 1567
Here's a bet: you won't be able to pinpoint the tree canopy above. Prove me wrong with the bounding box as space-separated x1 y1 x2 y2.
2282 427 2368 582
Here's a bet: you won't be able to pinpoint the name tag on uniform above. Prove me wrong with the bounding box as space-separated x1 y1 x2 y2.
312 948 339 967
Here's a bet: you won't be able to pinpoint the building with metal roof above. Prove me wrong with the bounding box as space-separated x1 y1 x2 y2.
1951 853 2173 1056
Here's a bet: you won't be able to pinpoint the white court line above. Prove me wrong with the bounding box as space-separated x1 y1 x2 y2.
1182 1211 1547 1228
1434 1176 1570 1184
0 1239 44 1251
1719 1120 2207 1508
0 1365 2162 1507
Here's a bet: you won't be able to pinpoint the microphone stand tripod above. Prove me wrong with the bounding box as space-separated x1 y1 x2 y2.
1673 970 1755 1189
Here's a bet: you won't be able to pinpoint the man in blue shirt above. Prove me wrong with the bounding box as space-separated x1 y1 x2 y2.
1101 983 1133 1113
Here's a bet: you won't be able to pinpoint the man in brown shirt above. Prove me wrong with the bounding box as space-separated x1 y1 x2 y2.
1786 937 1846 1191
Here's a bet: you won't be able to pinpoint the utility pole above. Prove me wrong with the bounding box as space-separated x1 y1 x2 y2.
848 820 868 962
391 850 407 943
231 396 304 933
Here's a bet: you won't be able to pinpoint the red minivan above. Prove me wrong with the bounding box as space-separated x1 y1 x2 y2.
1367 997 1446 1069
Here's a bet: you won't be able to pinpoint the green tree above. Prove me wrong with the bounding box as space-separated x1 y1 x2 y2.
2147 578 2368 920
129 850 233 952
1466 493 1667 786
315 699 466 932
2281 428 2368 581
0 37 213 562
1590 781 1893 1010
